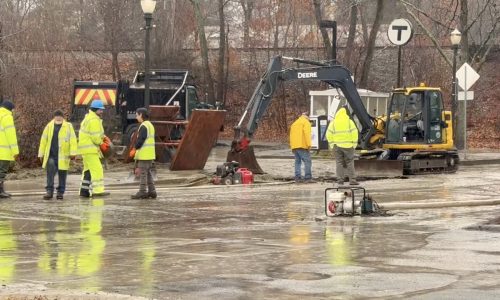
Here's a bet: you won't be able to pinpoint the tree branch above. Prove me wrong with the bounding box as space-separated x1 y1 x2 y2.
400 0 452 67
399 0 453 30
476 40 495 72
464 0 492 33
472 17 500 70
471 15 499 67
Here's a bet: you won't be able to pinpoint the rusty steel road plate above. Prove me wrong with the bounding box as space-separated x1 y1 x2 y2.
169 110 226 171
150 105 180 121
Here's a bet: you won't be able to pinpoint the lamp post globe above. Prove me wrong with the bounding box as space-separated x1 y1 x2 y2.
450 28 462 46
141 0 156 14
141 0 156 109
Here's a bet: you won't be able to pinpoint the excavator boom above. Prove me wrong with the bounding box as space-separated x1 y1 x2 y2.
233 56 377 149
228 55 382 174
229 55 458 176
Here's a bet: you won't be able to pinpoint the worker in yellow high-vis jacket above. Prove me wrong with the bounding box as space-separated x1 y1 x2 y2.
326 106 359 185
78 100 110 198
129 108 156 199
0 101 18 198
289 112 313 183
38 110 77 200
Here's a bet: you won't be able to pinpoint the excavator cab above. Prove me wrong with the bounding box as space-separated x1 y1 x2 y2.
385 86 446 147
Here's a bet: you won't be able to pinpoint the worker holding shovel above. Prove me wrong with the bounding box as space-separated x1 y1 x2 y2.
129 107 156 199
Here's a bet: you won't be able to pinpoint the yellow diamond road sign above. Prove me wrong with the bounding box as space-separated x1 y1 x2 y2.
456 63 479 91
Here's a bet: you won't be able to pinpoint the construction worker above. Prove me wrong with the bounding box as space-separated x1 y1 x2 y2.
38 110 77 200
0 101 18 198
129 107 156 199
78 99 110 198
326 106 359 185
289 112 313 183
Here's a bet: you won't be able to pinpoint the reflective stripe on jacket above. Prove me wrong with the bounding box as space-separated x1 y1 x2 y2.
78 110 104 155
135 121 156 160
326 108 358 149
289 115 312 150
0 107 18 161
38 120 77 170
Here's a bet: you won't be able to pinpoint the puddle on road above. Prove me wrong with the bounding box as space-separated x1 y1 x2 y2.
0 177 496 298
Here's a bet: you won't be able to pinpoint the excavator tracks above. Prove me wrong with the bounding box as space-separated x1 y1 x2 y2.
397 151 459 175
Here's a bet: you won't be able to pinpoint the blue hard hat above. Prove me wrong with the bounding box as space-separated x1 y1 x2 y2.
90 99 105 110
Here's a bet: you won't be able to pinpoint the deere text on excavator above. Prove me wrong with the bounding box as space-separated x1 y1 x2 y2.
227 56 459 176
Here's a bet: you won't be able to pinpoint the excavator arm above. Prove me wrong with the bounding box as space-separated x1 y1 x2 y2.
229 56 456 177
233 56 378 150
228 55 384 174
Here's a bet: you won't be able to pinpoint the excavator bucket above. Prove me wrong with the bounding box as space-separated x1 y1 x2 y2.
226 146 265 174
354 160 405 178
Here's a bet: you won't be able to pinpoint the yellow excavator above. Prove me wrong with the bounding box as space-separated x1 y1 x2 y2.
227 56 459 175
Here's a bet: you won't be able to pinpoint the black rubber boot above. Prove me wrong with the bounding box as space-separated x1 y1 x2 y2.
131 191 149 199
43 192 53 200
56 193 64 200
148 191 157 199
0 182 11 198
92 192 110 197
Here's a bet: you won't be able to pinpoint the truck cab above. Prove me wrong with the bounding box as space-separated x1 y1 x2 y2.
70 69 210 145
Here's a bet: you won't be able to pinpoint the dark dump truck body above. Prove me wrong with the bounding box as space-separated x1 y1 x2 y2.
70 69 226 170
70 69 204 145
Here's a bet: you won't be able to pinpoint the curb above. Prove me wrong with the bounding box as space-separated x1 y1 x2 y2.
8 180 293 197
460 159 500 166
257 156 500 167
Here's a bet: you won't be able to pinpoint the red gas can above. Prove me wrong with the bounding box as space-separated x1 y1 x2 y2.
236 168 254 184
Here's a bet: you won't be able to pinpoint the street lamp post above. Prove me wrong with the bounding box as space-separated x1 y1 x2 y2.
450 28 461 148
141 0 157 109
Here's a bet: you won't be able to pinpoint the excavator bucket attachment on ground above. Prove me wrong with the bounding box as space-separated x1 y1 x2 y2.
169 110 226 171
226 146 265 174
354 160 405 178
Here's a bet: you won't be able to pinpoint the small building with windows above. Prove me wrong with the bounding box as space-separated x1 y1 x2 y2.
309 88 391 119
308 88 390 150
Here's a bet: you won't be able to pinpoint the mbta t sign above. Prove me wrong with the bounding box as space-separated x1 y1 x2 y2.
387 19 413 46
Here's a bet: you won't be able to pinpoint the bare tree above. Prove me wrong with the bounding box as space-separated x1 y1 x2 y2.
94 0 137 80
190 0 216 105
399 0 498 70
151 0 196 68
399 0 499 149
359 0 384 88
217 0 227 102
312 0 332 59
239 0 254 49
358 4 369 45
345 0 359 67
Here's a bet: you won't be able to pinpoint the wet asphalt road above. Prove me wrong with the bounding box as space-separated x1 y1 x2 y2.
0 164 499 299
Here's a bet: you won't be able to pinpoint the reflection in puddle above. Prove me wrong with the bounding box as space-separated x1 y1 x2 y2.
0 220 17 283
36 199 106 291
324 222 357 267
